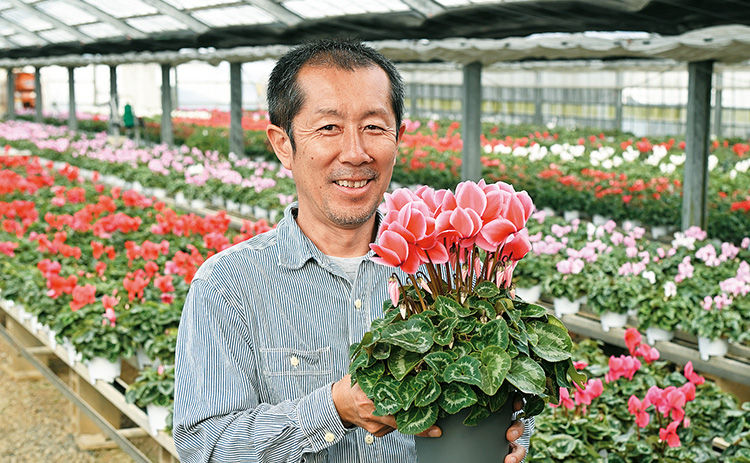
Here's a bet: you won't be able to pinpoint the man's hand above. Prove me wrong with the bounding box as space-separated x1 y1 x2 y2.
504 398 527 463
331 375 441 438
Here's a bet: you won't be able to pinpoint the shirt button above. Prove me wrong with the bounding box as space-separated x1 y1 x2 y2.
365 434 374 445
290 355 299 367
324 432 336 443
354 299 362 309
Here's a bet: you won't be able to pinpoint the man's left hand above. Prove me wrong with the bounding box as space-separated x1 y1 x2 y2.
504 398 527 463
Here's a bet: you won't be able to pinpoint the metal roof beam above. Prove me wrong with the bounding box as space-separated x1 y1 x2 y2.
401 0 444 18
0 16 48 46
137 0 211 34
64 0 148 39
241 0 302 26
6 0 93 43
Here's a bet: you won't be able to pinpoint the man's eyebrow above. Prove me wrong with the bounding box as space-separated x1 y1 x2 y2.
312 108 391 119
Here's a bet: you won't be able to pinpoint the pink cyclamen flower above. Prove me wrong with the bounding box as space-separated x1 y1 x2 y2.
624 328 641 355
659 420 681 447
684 361 705 385
605 355 642 382
628 395 651 428
574 378 604 406
549 387 575 410
635 343 660 364
388 278 399 307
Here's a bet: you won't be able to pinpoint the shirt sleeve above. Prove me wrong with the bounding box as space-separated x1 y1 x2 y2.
512 412 535 462
173 277 351 463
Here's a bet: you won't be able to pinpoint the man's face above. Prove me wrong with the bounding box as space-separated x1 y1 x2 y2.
270 64 404 233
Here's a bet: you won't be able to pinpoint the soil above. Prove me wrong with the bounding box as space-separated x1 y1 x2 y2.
0 334 159 463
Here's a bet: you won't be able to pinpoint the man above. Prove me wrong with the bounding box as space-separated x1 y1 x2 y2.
173 38 533 463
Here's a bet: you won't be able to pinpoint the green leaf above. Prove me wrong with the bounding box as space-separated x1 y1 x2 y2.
349 349 372 374
547 434 577 459
506 355 546 395
524 395 546 418
395 403 439 435
496 297 515 316
474 281 500 298
398 374 426 409
486 384 510 412
528 321 573 362
360 331 377 348
443 356 483 386
463 404 491 426
423 352 454 374
380 315 434 353
455 317 477 334
372 342 391 360
438 382 478 414
475 318 509 351
433 317 459 346
518 302 547 318
387 347 423 381
567 360 588 390
471 299 496 318
545 313 567 331
414 373 441 407
371 377 403 416
435 295 473 318
478 346 512 396
357 362 385 395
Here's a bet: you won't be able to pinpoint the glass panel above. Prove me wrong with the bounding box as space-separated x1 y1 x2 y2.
7 34 38 46
162 0 233 9
78 22 123 38
281 0 329 18
127 15 187 33
2 8 52 31
192 5 275 27
36 1 98 26
39 28 77 43
80 0 157 18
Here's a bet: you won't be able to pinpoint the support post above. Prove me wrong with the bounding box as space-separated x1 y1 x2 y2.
461 61 482 182
682 60 714 232
34 67 43 123
409 82 418 118
533 71 543 126
109 65 119 136
6 68 15 120
614 71 624 132
67 67 77 131
229 62 244 156
160 63 173 145
713 71 723 138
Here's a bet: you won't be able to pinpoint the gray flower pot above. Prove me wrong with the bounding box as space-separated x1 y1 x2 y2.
415 399 513 463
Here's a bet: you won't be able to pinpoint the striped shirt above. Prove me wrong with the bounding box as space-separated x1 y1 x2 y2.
173 204 533 462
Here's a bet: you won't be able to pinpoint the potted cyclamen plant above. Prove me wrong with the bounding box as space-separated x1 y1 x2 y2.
350 180 585 463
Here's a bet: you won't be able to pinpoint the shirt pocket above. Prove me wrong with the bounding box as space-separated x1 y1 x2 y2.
259 347 333 403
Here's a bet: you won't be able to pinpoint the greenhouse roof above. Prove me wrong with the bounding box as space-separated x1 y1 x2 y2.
0 0 749 61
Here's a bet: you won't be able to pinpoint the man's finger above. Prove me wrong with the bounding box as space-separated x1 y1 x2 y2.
506 419 525 442
504 441 527 463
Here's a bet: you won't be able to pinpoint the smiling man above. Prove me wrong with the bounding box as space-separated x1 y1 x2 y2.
173 38 533 463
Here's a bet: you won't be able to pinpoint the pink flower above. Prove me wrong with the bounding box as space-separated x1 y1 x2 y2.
683 361 705 385
370 229 422 274
573 361 588 370
388 278 400 307
628 395 651 428
550 387 575 410
574 378 603 406
605 355 641 382
635 343 660 363
624 328 641 355
659 420 681 447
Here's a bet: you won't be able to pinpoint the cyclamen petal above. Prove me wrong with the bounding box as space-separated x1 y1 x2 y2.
476 217 516 252
455 180 487 216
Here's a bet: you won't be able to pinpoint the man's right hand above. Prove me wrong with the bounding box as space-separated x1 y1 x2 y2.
331 375 441 438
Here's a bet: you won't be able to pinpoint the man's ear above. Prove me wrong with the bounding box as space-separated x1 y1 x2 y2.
266 124 293 169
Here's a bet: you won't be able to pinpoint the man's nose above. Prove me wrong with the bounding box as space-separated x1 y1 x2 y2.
339 129 371 165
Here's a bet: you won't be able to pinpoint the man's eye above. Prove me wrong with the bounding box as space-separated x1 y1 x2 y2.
320 125 336 131
365 125 384 131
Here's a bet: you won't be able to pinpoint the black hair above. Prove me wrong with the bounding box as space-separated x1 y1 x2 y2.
267 38 404 151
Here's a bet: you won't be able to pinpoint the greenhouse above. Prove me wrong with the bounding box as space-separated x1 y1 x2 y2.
0 1 749 462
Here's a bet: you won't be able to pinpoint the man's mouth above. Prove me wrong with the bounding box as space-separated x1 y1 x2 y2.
334 180 369 188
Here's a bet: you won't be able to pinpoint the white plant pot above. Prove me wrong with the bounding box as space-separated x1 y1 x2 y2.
592 215 610 226
651 225 669 239
254 206 269 220
47 329 58 350
698 337 729 361
136 348 154 369
146 404 170 436
62 338 81 366
29 315 39 334
226 200 240 213
211 195 224 208
240 204 253 217
646 327 674 345
175 192 187 206
190 199 206 210
553 297 580 318
269 209 279 223
85 357 122 385
515 285 542 303
600 311 628 332
563 210 580 222
152 188 167 199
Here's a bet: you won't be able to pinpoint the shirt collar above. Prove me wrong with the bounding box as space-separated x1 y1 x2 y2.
276 202 382 270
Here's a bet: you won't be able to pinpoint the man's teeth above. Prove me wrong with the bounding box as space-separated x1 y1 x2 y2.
336 180 368 188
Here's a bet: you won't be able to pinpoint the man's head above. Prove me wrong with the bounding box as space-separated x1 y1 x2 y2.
267 38 404 152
